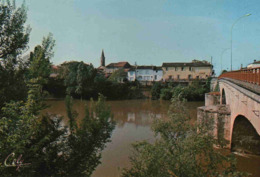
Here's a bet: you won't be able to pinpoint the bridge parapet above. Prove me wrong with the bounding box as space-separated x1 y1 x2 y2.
219 67 260 85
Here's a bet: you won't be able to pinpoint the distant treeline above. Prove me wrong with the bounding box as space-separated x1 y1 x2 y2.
44 61 144 100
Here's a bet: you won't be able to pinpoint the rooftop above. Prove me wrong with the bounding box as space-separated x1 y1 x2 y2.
253 60 260 64
129 65 162 71
106 61 131 68
162 60 212 67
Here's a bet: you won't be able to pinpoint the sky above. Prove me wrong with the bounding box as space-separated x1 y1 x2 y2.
17 0 260 75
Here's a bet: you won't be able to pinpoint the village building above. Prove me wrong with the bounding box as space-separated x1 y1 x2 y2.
105 61 132 75
162 60 213 81
247 60 260 69
98 50 132 78
127 66 163 84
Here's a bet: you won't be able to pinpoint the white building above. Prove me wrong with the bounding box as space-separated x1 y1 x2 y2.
128 66 163 83
247 60 260 69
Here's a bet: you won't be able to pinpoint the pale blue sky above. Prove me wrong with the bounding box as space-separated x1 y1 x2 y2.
21 0 260 75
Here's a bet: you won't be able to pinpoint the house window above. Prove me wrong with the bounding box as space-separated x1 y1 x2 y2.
169 75 172 80
196 76 199 79
181 67 184 71
175 67 178 71
177 75 180 80
166 67 168 71
155 75 157 80
189 67 192 71
188 75 192 79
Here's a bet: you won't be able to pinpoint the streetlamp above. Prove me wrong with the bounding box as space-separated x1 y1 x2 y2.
221 48 230 72
230 13 251 71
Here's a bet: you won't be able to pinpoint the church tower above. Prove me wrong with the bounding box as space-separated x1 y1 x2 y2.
100 49 105 67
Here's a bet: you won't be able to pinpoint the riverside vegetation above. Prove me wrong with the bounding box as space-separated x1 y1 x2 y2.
0 1 246 176
0 1 115 176
151 78 211 101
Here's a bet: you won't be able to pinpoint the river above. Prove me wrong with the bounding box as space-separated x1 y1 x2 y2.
43 99 260 177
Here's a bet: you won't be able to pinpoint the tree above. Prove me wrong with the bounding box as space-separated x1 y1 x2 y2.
0 88 115 176
64 95 115 176
0 0 30 111
26 33 55 86
0 0 30 59
151 82 162 100
122 98 247 177
60 61 96 98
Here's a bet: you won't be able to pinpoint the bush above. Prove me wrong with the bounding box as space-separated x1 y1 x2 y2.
151 82 162 100
160 88 172 100
0 93 115 176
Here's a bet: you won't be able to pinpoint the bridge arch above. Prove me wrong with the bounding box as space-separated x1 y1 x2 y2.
231 115 260 155
221 88 226 105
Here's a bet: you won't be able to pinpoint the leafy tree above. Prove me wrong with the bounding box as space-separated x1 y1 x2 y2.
0 87 115 176
0 0 30 59
59 61 96 98
151 82 162 100
64 95 115 176
0 0 30 111
26 33 55 86
122 98 247 177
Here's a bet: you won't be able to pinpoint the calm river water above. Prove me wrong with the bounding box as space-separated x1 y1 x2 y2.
43 99 260 177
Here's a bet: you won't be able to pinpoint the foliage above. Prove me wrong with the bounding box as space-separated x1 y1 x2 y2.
64 95 115 176
214 82 220 92
160 88 172 100
26 33 55 85
47 68 143 100
152 78 212 101
220 70 227 75
0 60 28 111
0 2 115 175
0 91 115 176
0 0 30 112
43 77 67 98
59 61 96 97
0 0 30 59
170 80 209 101
151 82 162 100
92 78 143 100
122 98 247 177
108 68 127 83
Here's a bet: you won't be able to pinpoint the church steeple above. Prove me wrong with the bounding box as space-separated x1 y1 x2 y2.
100 49 105 67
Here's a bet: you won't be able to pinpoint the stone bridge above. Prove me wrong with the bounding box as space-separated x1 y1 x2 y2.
198 67 260 155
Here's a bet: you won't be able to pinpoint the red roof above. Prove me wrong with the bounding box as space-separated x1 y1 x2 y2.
106 61 131 68
52 65 58 70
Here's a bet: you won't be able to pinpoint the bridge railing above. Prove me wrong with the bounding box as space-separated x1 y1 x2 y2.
218 67 260 85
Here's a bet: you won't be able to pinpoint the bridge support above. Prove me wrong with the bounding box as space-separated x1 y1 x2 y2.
198 78 260 154
198 104 232 148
